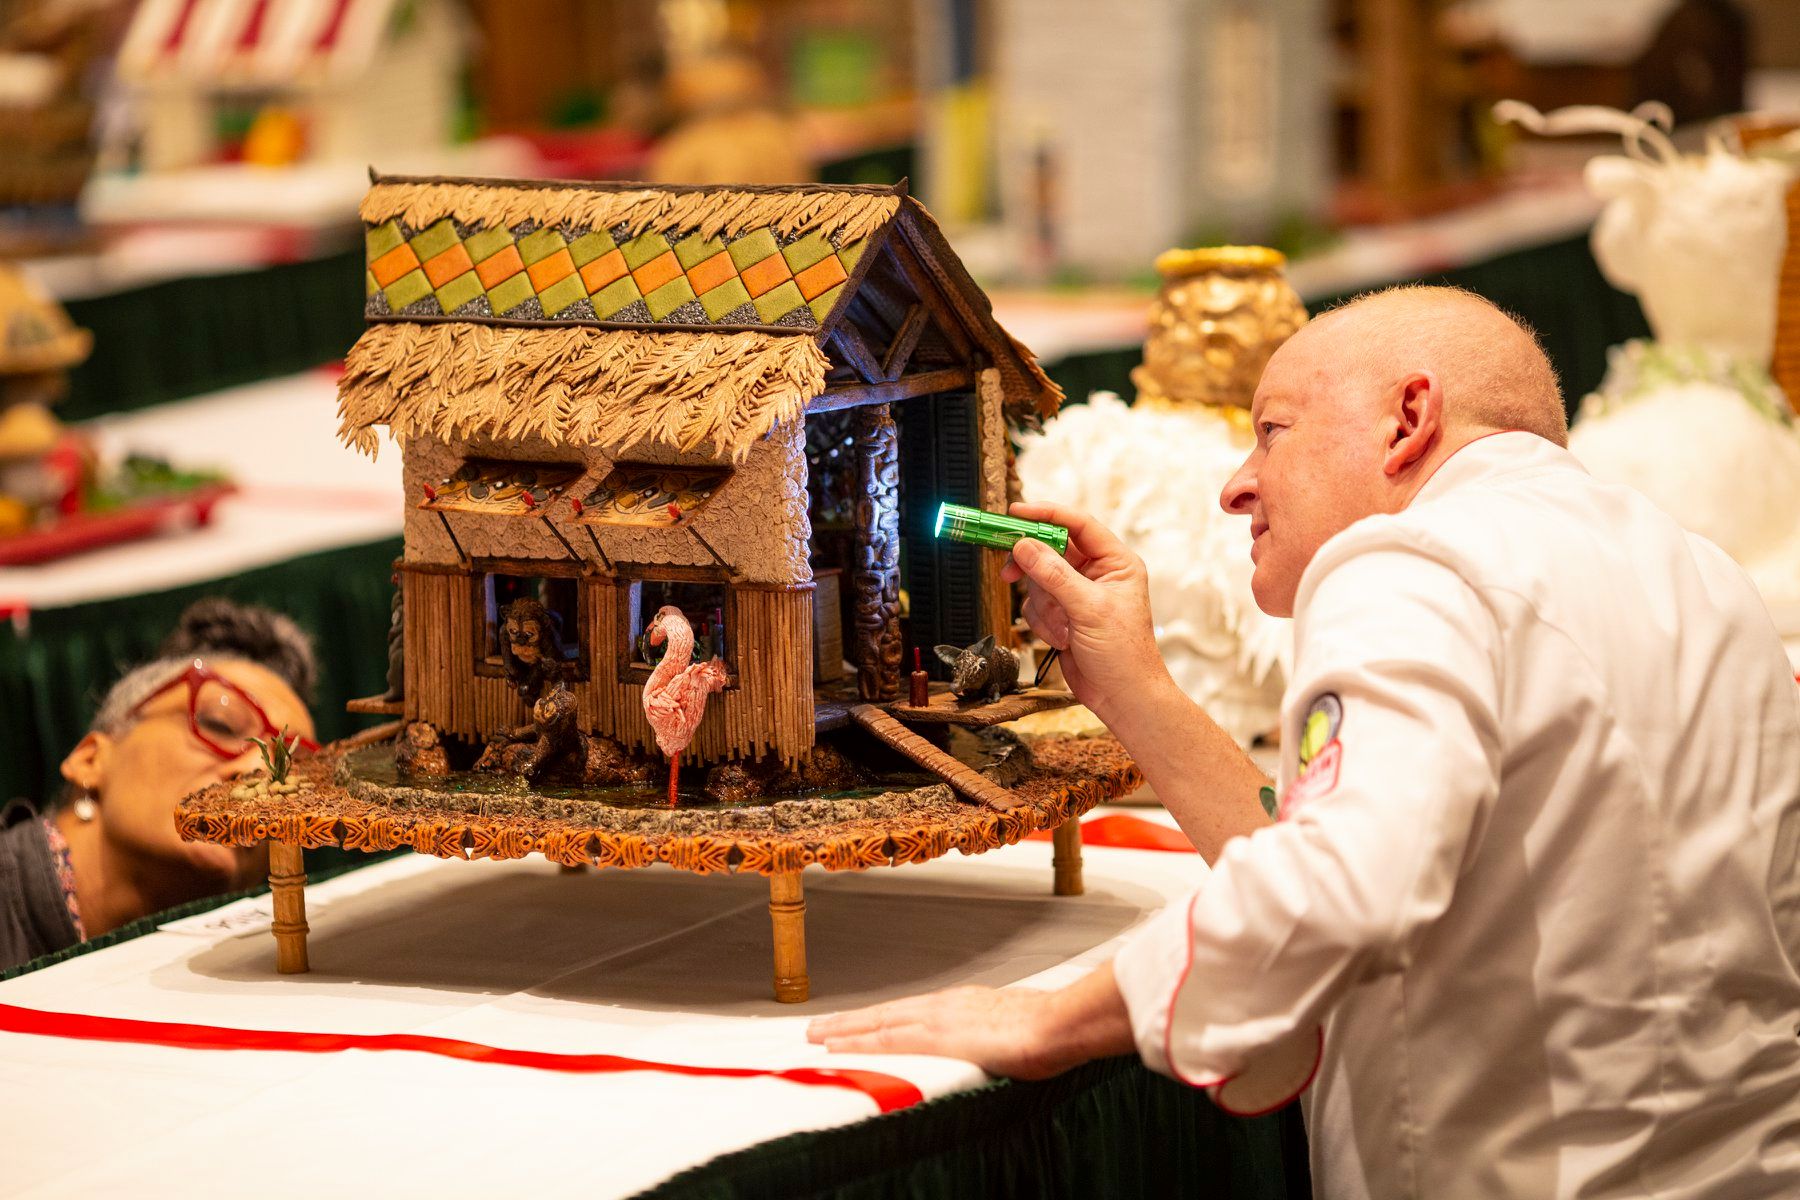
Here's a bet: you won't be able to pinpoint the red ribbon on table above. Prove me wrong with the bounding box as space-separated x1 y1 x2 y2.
1026 813 1197 854
0 1002 922 1113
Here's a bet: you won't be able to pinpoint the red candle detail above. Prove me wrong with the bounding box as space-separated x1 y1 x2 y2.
570 497 584 517
521 490 536 510
909 646 930 708
422 483 436 501
667 502 683 522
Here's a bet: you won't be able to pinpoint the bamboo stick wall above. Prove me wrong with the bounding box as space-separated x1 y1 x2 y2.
402 564 816 765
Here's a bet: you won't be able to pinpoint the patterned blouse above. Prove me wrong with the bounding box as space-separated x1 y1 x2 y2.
40 818 85 940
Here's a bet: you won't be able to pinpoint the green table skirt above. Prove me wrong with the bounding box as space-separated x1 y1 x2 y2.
58 246 367 423
637 1054 1309 1200
0 537 401 808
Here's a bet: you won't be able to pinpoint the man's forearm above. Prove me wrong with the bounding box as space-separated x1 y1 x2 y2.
1090 672 1272 863
1034 961 1138 1075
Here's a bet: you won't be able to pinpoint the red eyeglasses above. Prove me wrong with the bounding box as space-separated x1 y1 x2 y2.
129 661 319 761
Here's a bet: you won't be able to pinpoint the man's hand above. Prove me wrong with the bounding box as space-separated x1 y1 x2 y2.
1002 501 1171 723
806 986 1072 1079
807 966 1137 1081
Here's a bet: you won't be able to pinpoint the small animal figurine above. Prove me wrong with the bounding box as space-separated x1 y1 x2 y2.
498 596 566 708
482 678 586 783
395 720 450 777
935 635 1020 702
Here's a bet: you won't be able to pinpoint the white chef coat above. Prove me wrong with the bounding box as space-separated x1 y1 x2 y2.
1113 432 1800 1199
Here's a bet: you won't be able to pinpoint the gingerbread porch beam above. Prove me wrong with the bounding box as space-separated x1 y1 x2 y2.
879 303 931 381
828 322 885 385
851 403 903 701
807 366 976 413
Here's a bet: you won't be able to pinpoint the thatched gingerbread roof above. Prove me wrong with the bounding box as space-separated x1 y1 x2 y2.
338 176 1060 461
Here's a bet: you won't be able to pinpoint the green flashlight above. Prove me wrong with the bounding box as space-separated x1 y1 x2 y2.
934 502 1070 556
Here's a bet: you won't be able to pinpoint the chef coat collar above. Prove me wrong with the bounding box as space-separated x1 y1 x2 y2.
1411 430 1585 508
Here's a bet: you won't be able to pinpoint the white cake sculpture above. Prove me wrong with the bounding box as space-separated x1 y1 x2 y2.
1496 101 1800 615
1016 247 1303 746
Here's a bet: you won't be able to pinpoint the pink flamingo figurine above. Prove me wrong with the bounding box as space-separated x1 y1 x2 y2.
641 605 730 806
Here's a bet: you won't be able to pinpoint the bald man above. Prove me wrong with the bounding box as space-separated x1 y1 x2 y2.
810 287 1800 1198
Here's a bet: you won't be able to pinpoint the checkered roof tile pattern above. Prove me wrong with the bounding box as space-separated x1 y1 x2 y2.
364 217 870 331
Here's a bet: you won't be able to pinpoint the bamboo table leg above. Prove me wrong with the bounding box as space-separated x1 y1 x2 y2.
269 841 310 974
769 870 809 1003
1052 818 1085 896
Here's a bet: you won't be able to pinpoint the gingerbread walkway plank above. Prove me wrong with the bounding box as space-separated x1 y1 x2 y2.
848 703 1022 811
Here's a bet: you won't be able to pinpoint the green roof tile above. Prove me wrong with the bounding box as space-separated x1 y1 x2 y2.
752 279 806 324
808 283 846 323
383 269 433 311
644 275 699 320
434 271 485 313
538 272 587 316
567 230 617 268
697 276 752 321
837 238 868 276
462 227 513 264
673 233 726 269
365 220 405 260
487 272 535 314
726 228 779 271
590 274 643 317
620 231 671 270
409 219 460 262
781 230 834 273
517 226 567 266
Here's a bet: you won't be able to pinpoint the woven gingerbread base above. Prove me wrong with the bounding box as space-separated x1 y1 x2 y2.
175 734 1142 1002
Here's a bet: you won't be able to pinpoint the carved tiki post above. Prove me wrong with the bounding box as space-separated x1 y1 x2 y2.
852 403 903 700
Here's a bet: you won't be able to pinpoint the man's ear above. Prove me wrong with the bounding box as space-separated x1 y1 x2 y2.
60 731 111 794
1383 371 1442 476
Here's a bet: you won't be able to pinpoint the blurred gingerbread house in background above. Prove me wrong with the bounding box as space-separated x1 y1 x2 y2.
0 0 120 241
109 0 465 171
338 174 1060 767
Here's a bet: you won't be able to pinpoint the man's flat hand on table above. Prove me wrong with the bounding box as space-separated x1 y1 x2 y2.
807 965 1137 1082
806 986 1076 1080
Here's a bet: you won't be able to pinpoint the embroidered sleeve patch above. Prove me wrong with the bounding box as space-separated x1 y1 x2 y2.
1296 693 1341 772
1281 693 1343 820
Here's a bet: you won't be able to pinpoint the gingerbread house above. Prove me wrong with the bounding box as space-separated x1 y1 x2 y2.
339 175 1062 767
111 0 464 171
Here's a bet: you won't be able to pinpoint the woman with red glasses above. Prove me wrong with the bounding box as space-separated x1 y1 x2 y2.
0 600 317 970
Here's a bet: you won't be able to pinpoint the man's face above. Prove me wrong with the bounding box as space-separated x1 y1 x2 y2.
1220 330 1388 617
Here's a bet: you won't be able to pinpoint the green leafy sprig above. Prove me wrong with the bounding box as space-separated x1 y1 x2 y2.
248 727 300 785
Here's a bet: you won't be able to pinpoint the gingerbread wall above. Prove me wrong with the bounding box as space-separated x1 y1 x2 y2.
398 421 812 586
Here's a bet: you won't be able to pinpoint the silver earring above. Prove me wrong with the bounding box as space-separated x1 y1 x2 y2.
72 795 97 823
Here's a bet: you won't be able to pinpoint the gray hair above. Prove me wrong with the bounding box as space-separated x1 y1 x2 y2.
89 600 317 738
89 655 210 737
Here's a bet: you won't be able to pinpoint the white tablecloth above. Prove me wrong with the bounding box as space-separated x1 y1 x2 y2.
0 368 403 620
0 806 1207 1199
